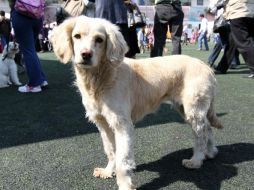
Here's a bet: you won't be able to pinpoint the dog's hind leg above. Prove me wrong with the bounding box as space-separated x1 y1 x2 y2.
0 76 10 88
9 65 21 85
206 125 218 159
182 103 209 169
93 116 116 179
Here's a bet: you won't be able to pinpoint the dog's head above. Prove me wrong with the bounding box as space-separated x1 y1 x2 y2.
2 42 19 60
50 16 128 68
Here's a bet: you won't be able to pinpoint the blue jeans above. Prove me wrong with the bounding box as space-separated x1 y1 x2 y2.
0 35 7 49
208 36 222 66
198 32 209 50
11 10 46 86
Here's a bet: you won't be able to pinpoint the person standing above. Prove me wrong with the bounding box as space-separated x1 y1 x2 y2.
137 26 147 54
223 0 254 78
197 13 209 51
0 10 11 49
8 0 48 93
150 0 184 57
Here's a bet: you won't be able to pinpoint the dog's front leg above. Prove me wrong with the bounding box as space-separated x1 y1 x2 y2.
93 116 116 179
114 120 136 190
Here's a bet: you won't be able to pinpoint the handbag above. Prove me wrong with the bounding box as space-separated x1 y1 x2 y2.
127 8 146 28
14 0 45 19
62 0 86 17
213 14 228 33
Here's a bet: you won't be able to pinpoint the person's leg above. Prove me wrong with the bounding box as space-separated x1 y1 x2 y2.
215 29 235 73
166 3 183 55
170 13 184 54
198 33 204 50
150 12 167 57
117 24 134 58
203 32 209 50
0 35 7 48
11 11 46 87
230 17 254 74
208 36 222 66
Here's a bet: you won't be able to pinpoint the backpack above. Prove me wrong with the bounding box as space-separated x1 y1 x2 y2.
14 0 45 19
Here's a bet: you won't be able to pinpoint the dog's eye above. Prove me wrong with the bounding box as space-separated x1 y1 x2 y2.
95 37 103 43
74 34 81 39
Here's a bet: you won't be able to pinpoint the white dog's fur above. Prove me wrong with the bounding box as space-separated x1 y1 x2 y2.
0 42 21 88
51 16 223 190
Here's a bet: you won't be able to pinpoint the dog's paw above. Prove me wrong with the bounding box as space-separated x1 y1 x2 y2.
119 187 136 190
93 167 114 179
206 147 218 159
119 184 136 190
0 84 10 88
182 159 202 169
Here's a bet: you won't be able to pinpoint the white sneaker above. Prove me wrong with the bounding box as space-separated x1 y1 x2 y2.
18 85 42 93
41 81 48 87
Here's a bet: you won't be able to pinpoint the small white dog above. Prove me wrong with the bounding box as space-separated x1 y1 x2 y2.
51 16 223 190
0 42 21 88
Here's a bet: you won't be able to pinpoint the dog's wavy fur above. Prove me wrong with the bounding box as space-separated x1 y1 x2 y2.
51 16 223 190
0 42 21 88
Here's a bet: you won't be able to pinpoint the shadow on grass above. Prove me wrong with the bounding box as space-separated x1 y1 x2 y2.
0 103 184 149
136 143 254 190
0 58 227 150
0 97 226 149
136 103 185 128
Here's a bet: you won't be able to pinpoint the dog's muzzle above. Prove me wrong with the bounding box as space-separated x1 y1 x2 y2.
81 49 92 61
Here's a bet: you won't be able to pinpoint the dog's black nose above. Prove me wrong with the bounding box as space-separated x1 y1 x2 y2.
81 50 92 60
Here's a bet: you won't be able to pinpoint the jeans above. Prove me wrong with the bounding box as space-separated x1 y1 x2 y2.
0 35 7 49
11 10 46 86
208 36 222 66
150 3 184 57
198 32 209 50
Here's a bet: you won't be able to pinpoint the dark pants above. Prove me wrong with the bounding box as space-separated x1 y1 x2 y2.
118 24 140 58
150 3 184 57
230 17 254 73
215 27 235 72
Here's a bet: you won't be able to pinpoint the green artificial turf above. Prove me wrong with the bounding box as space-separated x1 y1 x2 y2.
0 43 253 190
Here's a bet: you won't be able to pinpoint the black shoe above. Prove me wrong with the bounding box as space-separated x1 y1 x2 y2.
229 65 237 69
213 68 227 74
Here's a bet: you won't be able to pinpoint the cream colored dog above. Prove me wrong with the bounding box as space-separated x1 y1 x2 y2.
51 16 223 190
0 42 21 88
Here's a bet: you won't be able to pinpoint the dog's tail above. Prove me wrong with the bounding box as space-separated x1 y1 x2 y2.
207 100 224 129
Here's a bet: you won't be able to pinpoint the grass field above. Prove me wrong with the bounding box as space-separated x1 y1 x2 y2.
0 43 253 190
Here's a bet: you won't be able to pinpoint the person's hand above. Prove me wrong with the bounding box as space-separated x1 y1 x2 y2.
124 0 131 4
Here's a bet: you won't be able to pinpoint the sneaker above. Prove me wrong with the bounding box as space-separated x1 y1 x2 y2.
242 73 254 79
18 85 42 93
41 81 48 87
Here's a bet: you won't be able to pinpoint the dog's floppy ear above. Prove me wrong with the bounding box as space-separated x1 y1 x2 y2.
50 18 76 64
103 20 129 65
